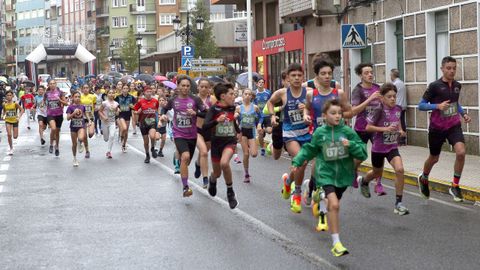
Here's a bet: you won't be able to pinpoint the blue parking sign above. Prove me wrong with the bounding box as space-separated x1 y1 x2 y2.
181 46 195 57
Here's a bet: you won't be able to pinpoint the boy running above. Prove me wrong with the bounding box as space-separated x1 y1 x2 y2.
20 89 35 130
115 84 136 153
34 85 47 145
133 86 160 163
254 78 271 156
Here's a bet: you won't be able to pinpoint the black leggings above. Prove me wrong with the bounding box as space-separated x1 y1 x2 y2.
94 111 102 133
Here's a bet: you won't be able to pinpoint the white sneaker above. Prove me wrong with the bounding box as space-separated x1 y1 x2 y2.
78 142 84 153
7 149 13 156
73 159 79 167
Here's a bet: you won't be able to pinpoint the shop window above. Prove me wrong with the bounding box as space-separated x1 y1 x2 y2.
256 56 264 76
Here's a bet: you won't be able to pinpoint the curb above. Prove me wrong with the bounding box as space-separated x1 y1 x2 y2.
359 163 480 203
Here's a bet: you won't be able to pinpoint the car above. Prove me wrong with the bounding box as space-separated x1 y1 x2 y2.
38 74 51 87
54 78 72 97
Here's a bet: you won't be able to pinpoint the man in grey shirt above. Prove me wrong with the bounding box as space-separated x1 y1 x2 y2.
391 69 407 145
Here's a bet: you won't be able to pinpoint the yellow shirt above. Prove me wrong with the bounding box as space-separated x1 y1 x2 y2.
129 90 138 98
80 93 97 119
3 102 18 124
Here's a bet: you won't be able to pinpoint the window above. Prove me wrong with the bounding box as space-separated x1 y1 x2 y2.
112 38 125 48
137 15 146 31
46 10 50 19
159 14 175 25
120 0 127 6
112 17 120 27
120 17 127 27
435 11 448 78
159 0 175 4
18 12 24 20
80 0 85 10
112 0 119 7
75 0 79 11
25 11 31 19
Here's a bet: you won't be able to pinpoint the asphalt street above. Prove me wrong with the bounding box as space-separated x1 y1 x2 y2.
0 119 479 270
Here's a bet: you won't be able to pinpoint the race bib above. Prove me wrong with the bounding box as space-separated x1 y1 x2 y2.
215 121 235 137
316 117 325 127
25 98 32 104
85 105 93 113
257 101 266 109
176 114 192 128
241 114 255 127
144 117 156 126
48 100 60 109
441 102 458 118
383 132 399 145
71 118 84 128
107 109 116 121
322 142 349 161
6 110 16 118
288 109 303 125
120 104 130 112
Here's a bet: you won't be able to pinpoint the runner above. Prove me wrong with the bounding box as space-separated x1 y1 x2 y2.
93 85 105 135
98 89 120 159
254 78 271 156
235 89 261 183
203 82 240 209
45 80 69 156
417 56 471 202
161 76 206 197
232 87 243 164
156 95 168 157
20 88 35 130
129 82 139 135
33 85 47 145
133 86 160 163
2 90 24 155
292 99 367 257
194 78 216 188
267 63 312 214
358 83 409 215
66 91 87 167
115 84 136 153
351 63 384 194
79 84 96 158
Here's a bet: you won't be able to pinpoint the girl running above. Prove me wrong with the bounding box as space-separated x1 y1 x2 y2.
133 86 159 163
34 85 47 145
156 95 168 157
45 80 69 156
98 89 120 159
292 99 367 257
115 84 136 152
66 91 87 167
2 91 24 155
358 82 409 215
79 84 96 158
129 83 139 135
235 89 262 183
94 85 104 135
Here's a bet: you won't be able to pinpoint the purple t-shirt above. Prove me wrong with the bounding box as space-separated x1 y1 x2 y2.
165 95 205 140
46 89 64 116
351 83 381 132
66 104 86 129
423 79 462 131
367 104 402 153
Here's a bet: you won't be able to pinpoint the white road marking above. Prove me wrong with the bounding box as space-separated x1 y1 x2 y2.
0 175 6 183
127 144 338 270
3 156 11 162
0 164 9 171
0 186 3 193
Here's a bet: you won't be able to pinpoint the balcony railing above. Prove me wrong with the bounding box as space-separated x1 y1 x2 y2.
129 3 156 13
135 24 156 34
96 27 110 36
96 5 109 17
6 21 16 28
233 11 248 18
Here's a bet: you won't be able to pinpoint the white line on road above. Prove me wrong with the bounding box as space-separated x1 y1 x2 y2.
0 175 6 183
0 185 3 193
0 164 9 171
3 156 11 162
127 144 338 270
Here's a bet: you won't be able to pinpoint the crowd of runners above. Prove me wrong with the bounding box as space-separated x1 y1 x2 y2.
0 55 471 257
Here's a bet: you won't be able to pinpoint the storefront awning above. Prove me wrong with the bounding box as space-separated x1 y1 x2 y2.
141 50 180 62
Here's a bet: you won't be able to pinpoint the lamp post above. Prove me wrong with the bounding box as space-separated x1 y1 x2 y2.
109 43 115 71
172 12 204 47
136 35 142 75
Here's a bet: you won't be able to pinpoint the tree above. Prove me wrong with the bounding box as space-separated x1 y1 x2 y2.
120 27 139 73
191 0 219 58
96 38 109 73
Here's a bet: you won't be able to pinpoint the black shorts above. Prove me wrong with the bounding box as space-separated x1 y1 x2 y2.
428 124 465 156
271 122 283 150
157 126 166 134
47 115 64 129
174 138 197 158
6 122 19 128
197 127 211 142
211 141 236 163
37 115 48 125
118 112 132 121
323 185 348 200
371 149 401 168
70 127 85 133
356 130 373 144
241 127 255 140
261 116 271 129
140 124 156 136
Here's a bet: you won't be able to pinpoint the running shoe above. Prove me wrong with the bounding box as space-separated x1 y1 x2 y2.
122 146 127 153
331 242 349 257
27 126 31 130
73 159 79 167
202 177 208 189
55 148 60 157
394 203 410 216
315 211 329 232
227 189 238 209
40 138 46 145
233 156 241 164
417 173 430 199
85 151 90 159
183 186 193 197
243 174 251 183
194 162 201 179
144 154 150 163
49 145 53 154
78 142 84 153
260 148 266 156
281 173 291 200
358 176 371 198
151 148 158 158
266 142 273 156
449 185 464 202
158 149 164 157
174 161 180 174
208 177 217 197
133 130 137 135
7 149 14 156
302 179 312 207
290 193 302 213
374 181 387 196
106 152 112 159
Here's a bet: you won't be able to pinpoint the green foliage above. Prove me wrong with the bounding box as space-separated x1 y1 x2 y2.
191 0 219 58
96 38 109 73
120 27 140 73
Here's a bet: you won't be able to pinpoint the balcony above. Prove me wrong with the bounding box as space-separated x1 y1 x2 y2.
140 47 157 55
279 0 338 19
6 56 15 63
135 24 156 35
6 38 16 45
6 21 16 28
96 27 110 37
129 3 156 14
96 6 109 18
5 4 13 11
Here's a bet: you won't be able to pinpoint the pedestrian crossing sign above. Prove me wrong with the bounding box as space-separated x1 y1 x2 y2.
181 58 192 71
342 24 366 49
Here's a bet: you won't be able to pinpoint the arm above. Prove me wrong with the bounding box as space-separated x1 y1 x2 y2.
418 98 437 111
16 103 25 119
66 107 74 120
202 107 218 130
59 93 69 106
98 104 107 120
303 91 312 124
292 131 321 167
194 96 207 118
351 90 379 116
255 105 264 125
266 89 284 116
345 127 368 161
338 89 354 119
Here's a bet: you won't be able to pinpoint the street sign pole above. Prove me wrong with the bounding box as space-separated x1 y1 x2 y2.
247 0 253 90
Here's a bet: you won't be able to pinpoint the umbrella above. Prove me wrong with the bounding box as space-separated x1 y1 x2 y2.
155 75 168 82
23 80 35 87
163 80 177 90
85 74 96 79
0 76 8 84
137 74 154 83
121 75 134 84
236 72 262 87
208 76 225 84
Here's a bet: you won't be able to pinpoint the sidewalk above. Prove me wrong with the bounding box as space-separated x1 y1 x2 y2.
359 144 480 202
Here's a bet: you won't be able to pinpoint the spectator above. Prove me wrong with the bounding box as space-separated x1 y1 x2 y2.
391 68 407 145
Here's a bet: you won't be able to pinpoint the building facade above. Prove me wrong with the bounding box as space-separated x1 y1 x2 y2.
4 0 17 76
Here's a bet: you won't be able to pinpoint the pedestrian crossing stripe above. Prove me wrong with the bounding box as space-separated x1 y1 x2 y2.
341 24 366 49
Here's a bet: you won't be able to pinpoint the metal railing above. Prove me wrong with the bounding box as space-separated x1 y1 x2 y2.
129 3 156 12
96 27 110 36
233 11 248 18
135 24 156 34
96 5 109 16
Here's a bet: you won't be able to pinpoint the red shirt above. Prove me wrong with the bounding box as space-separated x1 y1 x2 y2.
21 94 35 109
133 98 159 125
